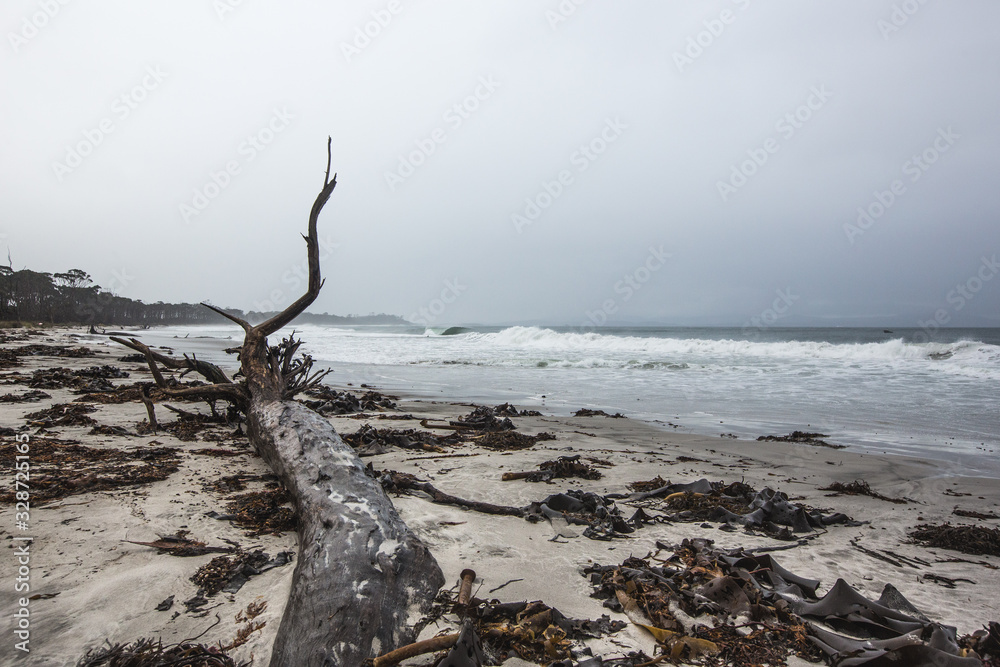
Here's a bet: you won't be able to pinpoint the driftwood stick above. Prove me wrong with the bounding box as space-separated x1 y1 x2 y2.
139 385 157 430
385 472 525 517
371 633 459 667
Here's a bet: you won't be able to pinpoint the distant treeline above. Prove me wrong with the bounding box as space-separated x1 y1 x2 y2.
0 267 408 327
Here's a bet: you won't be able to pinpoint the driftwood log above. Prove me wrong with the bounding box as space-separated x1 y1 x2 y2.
113 139 444 665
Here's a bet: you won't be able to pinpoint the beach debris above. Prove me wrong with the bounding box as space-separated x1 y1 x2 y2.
206 472 268 494
219 600 269 652
0 389 51 402
0 437 181 504
77 636 248 667
126 530 234 557
88 424 134 437
28 365 128 393
8 343 97 364
501 455 603 483
955 508 1000 520
136 407 237 442
628 476 668 492
525 490 650 540
74 379 222 406
371 571 628 667
155 596 174 612
492 402 543 417
615 478 860 537
756 430 845 449
192 549 294 595
574 408 626 418
470 430 555 451
909 522 1000 557
301 385 397 414
850 537 930 570
452 405 517 432
377 469 525 517
821 479 909 504
586 538 993 666
189 447 243 457
344 423 459 455
371 630 463 667
224 488 297 536
24 402 98 427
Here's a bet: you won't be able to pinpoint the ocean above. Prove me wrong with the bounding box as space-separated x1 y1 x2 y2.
135 325 1000 477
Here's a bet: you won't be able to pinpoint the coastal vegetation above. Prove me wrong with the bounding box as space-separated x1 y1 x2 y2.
0 265 405 326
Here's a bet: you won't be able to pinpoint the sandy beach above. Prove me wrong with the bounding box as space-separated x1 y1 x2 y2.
2 327 998 666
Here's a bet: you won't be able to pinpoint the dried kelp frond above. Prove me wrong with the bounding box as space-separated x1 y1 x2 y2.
502 454 603 483
301 385 396 414
628 476 667 492
24 402 98 427
757 431 844 449
224 488 296 536
0 389 50 402
587 539 980 667
821 479 908 504
622 478 860 537
192 549 293 595
491 403 542 417
127 530 233 557
954 508 1000 520
574 408 626 418
28 365 127 393
16 343 96 359
471 430 554 451
909 522 1000 557
451 405 516 432
0 437 181 504
77 637 248 667
343 423 458 455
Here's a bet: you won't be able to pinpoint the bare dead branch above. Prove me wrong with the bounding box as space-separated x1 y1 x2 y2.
201 302 252 333
255 138 335 337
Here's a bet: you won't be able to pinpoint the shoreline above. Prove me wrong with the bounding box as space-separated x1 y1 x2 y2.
85 324 1000 480
2 328 998 665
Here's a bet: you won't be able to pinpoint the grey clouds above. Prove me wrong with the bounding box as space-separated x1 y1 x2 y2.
2 0 999 327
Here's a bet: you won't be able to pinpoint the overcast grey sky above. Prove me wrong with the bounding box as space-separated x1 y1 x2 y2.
3 1 999 327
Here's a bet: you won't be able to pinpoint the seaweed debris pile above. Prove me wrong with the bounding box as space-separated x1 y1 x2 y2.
586 537 998 666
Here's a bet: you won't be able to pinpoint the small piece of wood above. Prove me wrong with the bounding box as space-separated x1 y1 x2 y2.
371 633 459 667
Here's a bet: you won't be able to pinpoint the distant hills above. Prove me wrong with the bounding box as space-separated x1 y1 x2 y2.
0 267 407 326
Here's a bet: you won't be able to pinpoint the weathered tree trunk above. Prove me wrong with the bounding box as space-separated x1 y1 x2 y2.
114 139 444 665
250 400 443 665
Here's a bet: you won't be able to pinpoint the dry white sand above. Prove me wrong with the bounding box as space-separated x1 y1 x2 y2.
1 328 998 666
